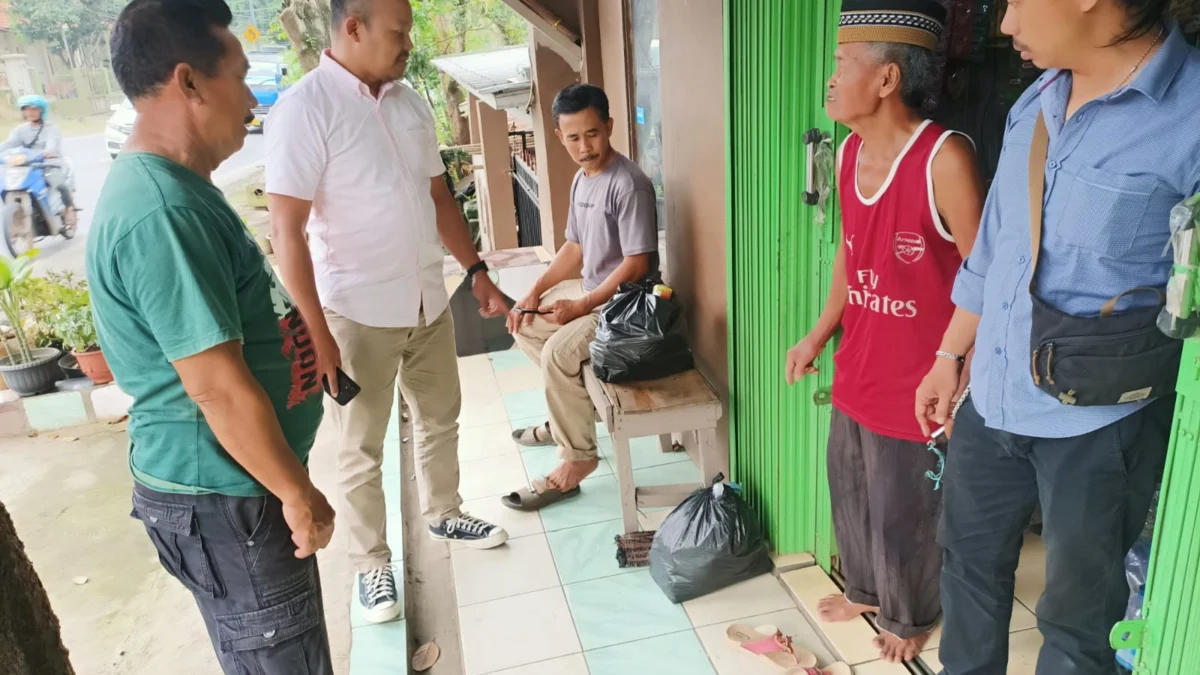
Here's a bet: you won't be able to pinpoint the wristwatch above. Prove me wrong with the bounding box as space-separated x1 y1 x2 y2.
466 260 489 283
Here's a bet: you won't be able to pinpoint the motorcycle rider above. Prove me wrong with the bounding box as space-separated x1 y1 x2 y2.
1 95 75 214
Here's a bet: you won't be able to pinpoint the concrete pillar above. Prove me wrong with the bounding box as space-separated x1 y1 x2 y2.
468 93 482 145
579 0 603 89
476 99 519 251
598 0 632 157
530 35 580 251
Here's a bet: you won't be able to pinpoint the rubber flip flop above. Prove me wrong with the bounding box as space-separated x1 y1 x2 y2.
784 665 852 675
512 423 554 447
726 624 819 669
501 483 582 511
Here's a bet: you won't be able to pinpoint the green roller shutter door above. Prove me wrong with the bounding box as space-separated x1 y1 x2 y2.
725 0 842 568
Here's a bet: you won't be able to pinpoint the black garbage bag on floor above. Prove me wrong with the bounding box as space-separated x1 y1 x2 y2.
649 475 773 603
589 278 694 383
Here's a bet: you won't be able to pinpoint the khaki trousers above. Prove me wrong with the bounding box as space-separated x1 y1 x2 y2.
326 308 463 573
513 280 601 463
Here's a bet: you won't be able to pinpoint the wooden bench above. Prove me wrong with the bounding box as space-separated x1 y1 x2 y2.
583 367 725 534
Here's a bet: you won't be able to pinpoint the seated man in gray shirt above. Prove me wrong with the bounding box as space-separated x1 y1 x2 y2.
501 84 659 511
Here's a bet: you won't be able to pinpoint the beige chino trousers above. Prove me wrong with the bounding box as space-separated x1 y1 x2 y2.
513 280 601 464
326 308 463 573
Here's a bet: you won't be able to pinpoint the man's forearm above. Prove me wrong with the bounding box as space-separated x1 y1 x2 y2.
939 308 981 356
194 376 314 504
435 197 483 270
273 228 328 335
579 255 649 312
811 244 849 345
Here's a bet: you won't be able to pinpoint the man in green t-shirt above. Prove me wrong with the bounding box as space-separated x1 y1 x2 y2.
87 1 334 672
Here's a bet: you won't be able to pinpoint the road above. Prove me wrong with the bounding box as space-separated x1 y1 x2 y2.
29 133 265 276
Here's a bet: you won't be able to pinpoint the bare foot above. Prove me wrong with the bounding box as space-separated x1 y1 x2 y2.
535 458 601 493
873 631 931 664
817 594 878 623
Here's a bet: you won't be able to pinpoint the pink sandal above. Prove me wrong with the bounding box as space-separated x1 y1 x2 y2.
726 624 818 669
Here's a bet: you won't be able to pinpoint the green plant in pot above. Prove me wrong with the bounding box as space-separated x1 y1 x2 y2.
53 301 112 385
0 251 63 396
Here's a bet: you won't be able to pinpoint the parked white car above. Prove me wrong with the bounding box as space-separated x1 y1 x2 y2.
104 99 137 159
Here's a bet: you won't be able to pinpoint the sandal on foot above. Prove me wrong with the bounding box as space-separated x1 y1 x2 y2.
784 665 852 675
500 482 581 511
512 423 554 447
726 624 818 669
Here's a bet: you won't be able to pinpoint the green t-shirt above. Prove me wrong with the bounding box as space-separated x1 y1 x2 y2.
86 153 324 496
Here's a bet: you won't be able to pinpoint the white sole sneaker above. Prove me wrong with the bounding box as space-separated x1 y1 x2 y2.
361 597 403 624
430 527 509 550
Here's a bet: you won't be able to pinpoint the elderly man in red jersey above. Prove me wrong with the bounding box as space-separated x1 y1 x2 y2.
785 0 983 664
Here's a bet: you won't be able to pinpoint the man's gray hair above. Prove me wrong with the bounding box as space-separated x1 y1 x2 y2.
869 42 939 111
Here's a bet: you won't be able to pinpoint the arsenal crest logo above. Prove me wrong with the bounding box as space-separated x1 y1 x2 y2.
894 232 926 264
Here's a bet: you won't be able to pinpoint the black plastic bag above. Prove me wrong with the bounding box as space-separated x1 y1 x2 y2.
649 475 773 603
589 278 694 383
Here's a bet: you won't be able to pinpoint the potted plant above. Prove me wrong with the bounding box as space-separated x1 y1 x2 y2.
54 302 112 385
0 251 63 396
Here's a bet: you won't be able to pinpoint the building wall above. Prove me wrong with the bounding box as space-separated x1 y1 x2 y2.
597 0 631 157
658 0 730 459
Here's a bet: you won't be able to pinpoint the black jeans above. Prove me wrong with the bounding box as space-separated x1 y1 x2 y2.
938 396 1172 675
131 484 333 675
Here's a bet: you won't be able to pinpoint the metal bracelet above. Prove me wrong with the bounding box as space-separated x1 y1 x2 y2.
936 350 965 363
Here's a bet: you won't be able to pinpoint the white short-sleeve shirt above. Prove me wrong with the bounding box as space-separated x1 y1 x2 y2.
265 52 448 328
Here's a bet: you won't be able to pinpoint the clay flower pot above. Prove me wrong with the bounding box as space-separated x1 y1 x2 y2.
73 348 113 386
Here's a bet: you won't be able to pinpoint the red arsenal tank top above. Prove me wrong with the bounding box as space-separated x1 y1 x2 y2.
832 120 966 443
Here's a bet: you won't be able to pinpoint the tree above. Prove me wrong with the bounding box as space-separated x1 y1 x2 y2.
278 0 331 73
10 0 127 68
408 0 527 145
273 0 526 146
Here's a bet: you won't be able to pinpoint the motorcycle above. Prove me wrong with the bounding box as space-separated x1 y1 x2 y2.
2 148 77 257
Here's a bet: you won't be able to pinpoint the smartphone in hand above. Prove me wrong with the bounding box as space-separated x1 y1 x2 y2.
323 368 361 406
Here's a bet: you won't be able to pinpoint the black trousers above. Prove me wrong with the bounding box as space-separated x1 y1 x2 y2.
131 484 334 675
938 396 1172 675
828 409 944 638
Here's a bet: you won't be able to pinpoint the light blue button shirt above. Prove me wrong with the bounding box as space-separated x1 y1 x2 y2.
952 26 1200 438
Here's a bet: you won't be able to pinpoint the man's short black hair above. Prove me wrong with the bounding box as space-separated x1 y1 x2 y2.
1115 0 1169 43
111 0 233 100
331 0 370 26
552 84 610 127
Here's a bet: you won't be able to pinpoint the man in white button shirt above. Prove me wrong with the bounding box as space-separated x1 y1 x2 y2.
265 0 509 625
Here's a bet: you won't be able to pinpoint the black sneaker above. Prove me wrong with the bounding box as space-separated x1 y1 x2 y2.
358 565 402 624
429 514 508 549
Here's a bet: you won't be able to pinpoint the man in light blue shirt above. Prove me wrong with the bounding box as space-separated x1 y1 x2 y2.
913 2 1200 674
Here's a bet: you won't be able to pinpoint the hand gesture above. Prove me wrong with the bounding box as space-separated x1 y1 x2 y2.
507 291 542 334
542 298 587 326
282 485 336 559
472 274 508 318
915 358 963 438
785 335 825 385
312 325 342 397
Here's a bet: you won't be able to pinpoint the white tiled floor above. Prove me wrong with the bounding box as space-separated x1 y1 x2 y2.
440 349 1053 675
447 350 857 675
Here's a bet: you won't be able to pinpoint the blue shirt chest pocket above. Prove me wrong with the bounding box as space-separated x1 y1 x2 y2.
1054 165 1170 259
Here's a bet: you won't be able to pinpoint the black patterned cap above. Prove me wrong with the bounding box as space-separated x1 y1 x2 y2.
839 0 947 50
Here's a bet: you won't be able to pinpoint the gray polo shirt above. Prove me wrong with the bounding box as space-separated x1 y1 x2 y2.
566 153 659 291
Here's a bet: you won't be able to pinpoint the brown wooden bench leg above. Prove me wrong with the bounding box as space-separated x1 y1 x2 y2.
658 433 673 454
699 428 725 483
611 434 640 534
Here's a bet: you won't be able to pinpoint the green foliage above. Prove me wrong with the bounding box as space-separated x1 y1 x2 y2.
22 271 90 352
0 250 39 365
408 0 527 145
10 0 127 52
